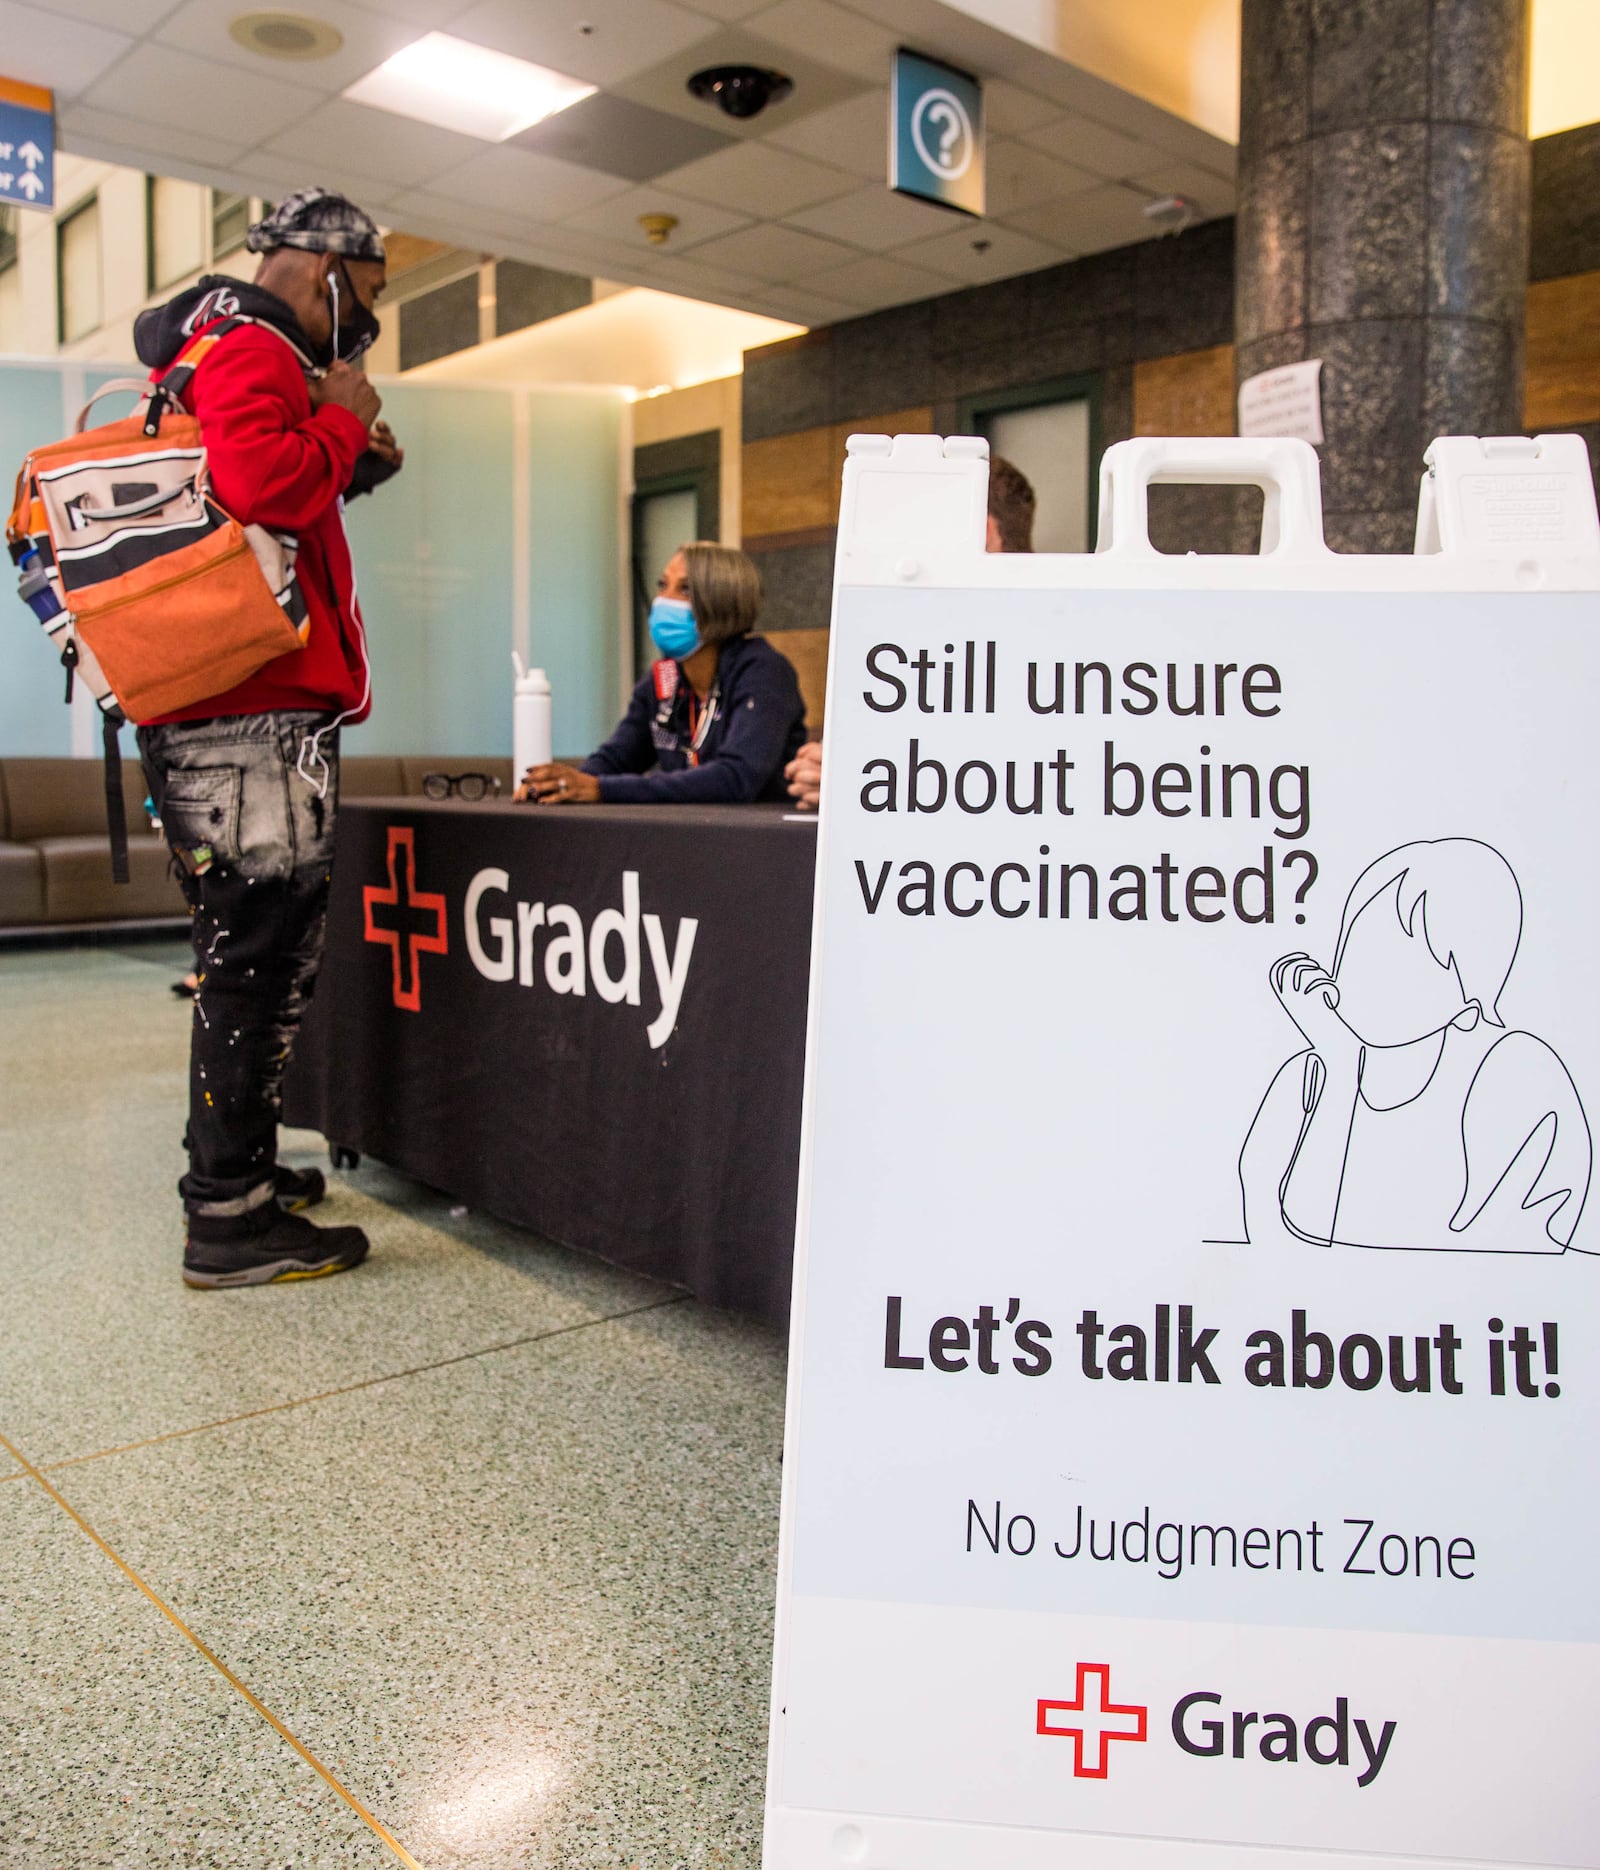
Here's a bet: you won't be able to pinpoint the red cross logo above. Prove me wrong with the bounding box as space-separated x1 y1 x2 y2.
362 825 448 1012
1037 1663 1148 1779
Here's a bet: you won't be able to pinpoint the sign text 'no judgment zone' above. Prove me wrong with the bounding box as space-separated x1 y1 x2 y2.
849 638 1318 928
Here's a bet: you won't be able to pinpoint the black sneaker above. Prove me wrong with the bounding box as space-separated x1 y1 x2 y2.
274 1163 327 1212
183 1203 369 1289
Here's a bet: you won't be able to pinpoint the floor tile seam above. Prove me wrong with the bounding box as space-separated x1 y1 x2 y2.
34 1292 692 1477
0 1423 425 1870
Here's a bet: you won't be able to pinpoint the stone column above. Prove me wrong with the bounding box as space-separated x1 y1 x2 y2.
1235 0 1531 551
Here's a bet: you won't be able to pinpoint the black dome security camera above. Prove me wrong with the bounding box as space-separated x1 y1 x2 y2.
686 65 794 120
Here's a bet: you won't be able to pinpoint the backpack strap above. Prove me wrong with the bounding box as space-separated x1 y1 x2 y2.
102 706 128 886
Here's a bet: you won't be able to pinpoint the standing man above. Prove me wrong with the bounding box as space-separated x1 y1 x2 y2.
134 189 389 1288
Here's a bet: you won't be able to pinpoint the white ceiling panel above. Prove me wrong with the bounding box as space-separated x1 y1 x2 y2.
58 102 248 170
681 0 774 17
804 250 950 309
152 0 420 94
784 180 960 250
763 87 886 177
984 77 1063 139
629 253 767 300
984 140 1100 217
425 146 630 219
1007 181 1156 253
656 141 856 216
40 0 182 30
81 42 322 143
260 98 486 188
0 0 134 99
742 0 899 80
449 0 716 89
743 285 862 325
322 0 471 21
892 221 1064 286
1022 116 1166 183
684 220 860 281
558 183 752 251
246 148 407 213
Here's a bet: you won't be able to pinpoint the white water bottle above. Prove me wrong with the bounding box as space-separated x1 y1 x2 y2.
513 653 553 780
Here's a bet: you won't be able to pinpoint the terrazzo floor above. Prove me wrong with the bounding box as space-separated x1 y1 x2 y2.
0 935 788 1868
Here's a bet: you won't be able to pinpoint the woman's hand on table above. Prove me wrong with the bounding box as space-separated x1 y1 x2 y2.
516 762 602 805
785 740 822 811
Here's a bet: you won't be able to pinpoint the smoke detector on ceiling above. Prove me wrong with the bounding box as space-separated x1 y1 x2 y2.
686 65 793 120
228 12 345 60
639 213 679 246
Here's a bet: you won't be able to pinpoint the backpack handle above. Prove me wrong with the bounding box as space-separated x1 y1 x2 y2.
74 378 158 433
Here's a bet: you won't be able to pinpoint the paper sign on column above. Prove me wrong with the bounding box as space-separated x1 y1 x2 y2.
1239 358 1324 444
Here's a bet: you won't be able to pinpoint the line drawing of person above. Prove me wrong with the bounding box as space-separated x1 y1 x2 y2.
1238 838 1592 1255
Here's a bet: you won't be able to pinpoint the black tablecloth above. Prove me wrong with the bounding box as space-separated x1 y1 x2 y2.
283 800 817 1324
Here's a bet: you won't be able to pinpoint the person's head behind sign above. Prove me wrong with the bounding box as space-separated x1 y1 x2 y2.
987 455 1036 553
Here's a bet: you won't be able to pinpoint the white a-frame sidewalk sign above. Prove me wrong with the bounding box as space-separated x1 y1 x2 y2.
766 433 1600 1870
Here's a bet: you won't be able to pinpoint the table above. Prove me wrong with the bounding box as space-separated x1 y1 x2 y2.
283 799 817 1325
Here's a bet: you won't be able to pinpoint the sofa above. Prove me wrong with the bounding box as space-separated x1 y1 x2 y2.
0 755 514 934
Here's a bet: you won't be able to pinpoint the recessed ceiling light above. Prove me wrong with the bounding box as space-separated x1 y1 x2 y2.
229 12 344 61
343 32 597 142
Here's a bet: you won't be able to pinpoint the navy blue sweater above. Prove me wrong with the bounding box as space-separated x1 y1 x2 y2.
582 634 807 804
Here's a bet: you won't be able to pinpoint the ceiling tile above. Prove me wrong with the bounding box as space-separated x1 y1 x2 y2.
629 253 766 300
450 0 714 89
511 92 733 182
325 0 456 20
743 286 859 325
41 0 177 28
892 221 1066 285
1021 116 1165 182
608 26 868 137
803 252 949 310
58 103 248 170
82 42 325 142
259 98 487 189
675 0 772 17
984 78 1062 139
1007 182 1155 254
654 141 855 216
558 183 751 252
0 0 133 99
1129 160 1238 215
425 145 630 219
154 0 419 93
682 221 859 281
764 87 885 178
785 181 961 251
984 139 1100 217
245 148 403 213
740 0 898 80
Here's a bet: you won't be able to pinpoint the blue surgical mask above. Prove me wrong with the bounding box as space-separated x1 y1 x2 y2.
648 596 701 659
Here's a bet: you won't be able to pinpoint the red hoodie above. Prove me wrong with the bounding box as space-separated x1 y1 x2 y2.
144 316 374 725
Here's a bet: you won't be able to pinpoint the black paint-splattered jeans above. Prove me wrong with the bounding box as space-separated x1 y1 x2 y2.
138 710 340 1220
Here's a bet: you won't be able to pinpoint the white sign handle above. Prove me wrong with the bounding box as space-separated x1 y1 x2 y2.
1095 434 1330 562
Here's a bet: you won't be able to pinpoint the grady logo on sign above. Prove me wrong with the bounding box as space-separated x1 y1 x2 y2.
1036 1663 1148 1778
1037 1667 1400 1788
363 825 448 1012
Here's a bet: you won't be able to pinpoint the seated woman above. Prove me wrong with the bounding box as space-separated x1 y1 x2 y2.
519 542 805 806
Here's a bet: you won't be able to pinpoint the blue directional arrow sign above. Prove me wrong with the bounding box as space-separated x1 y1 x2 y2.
0 77 54 213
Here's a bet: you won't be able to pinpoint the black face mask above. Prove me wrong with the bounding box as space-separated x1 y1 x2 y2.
320 257 381 367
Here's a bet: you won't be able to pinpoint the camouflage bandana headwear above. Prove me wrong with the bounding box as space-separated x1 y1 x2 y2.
245 187 386 262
